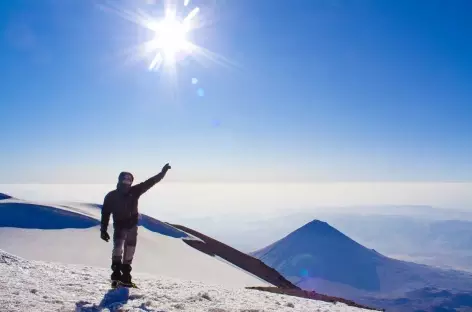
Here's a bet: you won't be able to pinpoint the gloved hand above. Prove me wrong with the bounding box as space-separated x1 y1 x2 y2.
101 230 110 242
162 163 171 173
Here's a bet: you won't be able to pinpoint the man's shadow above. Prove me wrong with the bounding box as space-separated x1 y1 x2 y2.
76 288 130 312
99 287 130 310
76 287 157 312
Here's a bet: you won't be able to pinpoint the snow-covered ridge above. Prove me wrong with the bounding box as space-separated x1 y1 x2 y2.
0 249 379 312
0 194 197 239
0 194 266 289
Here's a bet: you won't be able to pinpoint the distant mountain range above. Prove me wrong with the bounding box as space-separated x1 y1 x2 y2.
176 205 472 268
251 219 472 312
188 205 472 273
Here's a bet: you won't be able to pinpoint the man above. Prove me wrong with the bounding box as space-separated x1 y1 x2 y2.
100 163 171 287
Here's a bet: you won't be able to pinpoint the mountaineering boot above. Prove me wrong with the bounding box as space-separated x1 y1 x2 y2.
120 264 136 287
111 262 122 287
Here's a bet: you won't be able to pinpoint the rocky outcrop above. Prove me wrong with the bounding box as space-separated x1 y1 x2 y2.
169 223 298 289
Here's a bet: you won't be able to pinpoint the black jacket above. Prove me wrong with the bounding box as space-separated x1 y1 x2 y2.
101 171 166 231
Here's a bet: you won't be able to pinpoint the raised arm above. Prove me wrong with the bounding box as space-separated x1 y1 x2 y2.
132 163 171 197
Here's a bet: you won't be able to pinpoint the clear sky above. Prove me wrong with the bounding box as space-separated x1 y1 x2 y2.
1 0 471 184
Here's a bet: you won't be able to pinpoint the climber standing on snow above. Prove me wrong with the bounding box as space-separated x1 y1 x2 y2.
100 163 171 287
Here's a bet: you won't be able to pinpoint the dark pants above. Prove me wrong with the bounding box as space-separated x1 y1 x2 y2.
112 225 138 265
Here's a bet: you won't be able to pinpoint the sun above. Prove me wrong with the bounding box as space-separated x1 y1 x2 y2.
153 16 188 59
147 8 197 68
99 0 233 75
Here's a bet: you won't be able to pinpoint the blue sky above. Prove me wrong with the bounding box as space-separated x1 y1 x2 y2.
1 0 471 184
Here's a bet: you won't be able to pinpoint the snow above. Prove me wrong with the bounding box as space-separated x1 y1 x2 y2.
0 249 377 312
0 197 267 289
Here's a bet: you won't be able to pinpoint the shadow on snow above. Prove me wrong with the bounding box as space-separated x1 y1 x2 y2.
0 193 12 200
0 202 99 229
138 214 189 239
75 287 130 312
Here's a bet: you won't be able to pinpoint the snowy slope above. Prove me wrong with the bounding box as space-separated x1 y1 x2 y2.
0 249 379 312
0 195 269 289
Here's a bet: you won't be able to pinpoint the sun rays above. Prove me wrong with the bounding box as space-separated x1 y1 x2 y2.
98 0 232 75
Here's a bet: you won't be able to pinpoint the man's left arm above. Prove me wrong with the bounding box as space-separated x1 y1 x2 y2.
133 163 171 197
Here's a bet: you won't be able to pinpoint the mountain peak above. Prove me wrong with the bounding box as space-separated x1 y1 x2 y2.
302 219 333 230
252 219 385 292
289 219 345 239
306 219 328 226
